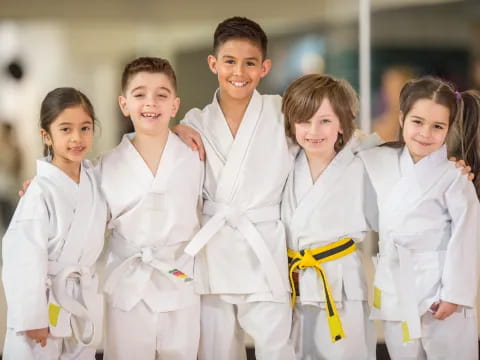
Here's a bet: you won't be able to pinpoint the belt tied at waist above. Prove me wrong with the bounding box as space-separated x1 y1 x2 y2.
47 262 102 347
184 200 287 295
104 236 193 297
287 238 356 343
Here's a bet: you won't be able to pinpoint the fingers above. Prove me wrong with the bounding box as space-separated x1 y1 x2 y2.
468 173 475 181
455 160 466 168
19 179 32 197
461 165 472 175
449 156 457 162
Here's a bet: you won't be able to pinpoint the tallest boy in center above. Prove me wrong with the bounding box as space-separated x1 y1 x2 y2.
176 17 296 360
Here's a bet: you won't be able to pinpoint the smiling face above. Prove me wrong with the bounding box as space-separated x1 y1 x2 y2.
294 97 343 159
401 98 450 163
41 105 94 166
208 39 271 105
119 71 180 136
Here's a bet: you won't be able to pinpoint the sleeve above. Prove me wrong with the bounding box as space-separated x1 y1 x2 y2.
1 189 50 332
351 130 384 154
362 163 379 232
180 108 202 128
440 173 480 307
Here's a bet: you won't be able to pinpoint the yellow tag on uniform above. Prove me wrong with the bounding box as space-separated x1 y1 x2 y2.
373 287 381 309
401 321 411 343
48 303 61 327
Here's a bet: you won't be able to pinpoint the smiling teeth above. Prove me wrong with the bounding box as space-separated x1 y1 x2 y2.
142 113 159 118
306 139 324 144
230 81 247 87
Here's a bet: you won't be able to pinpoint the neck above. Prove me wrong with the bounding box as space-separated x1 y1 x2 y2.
304 149 337 182
131 129 169 175
218 90 253 137
51 157 82 184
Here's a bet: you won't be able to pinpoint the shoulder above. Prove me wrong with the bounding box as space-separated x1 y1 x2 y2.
260 94 283 117
182 103 215 130
358 145 399 163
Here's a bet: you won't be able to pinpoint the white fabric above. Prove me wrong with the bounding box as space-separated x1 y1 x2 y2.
383 309 478 360
104 301 200 360
360 145 480 344
99 132 203 312
198 295 295 360
2 158 107 358
182 90 295 301
281 143 377 358
99 132 203 357
292 301 376 360
3 328 96 360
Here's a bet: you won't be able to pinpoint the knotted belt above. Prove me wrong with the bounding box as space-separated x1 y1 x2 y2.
287 238 356 343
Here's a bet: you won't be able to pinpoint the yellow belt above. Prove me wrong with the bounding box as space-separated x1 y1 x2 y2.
287 238 356 343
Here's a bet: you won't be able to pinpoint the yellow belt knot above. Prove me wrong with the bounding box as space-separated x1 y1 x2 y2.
297 249 317 269
287 238 356 343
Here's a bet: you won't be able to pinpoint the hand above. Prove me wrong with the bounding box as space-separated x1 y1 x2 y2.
450 157 474 181
172 124 205 161
18 179 32 197
25 327 48 347
430 301 458 320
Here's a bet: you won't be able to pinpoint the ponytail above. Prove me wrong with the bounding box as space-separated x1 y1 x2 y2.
448 90 480 198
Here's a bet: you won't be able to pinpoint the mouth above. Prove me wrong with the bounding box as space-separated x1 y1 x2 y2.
69 146 86 153
229 81 249 88
141 112 160 120
413 139 433 147
305 138 325 145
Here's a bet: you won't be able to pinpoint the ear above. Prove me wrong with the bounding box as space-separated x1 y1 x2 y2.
40 129 52 146
207 55 218 75
118 95 130 117
171 97 181 118
260 59 272 78
398 112 404 128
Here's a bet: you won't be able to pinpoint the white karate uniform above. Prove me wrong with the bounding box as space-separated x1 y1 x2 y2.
182 90 296 360
2 159 107 360
281 143 377 360
359 145 480 360
99 132 203 360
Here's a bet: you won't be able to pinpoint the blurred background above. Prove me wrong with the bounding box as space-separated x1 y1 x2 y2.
0 0 479 355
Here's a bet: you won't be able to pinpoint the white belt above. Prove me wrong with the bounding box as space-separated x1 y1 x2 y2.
394 244 422 340
104 234 193 297
47 262 102 347
184 200 286 295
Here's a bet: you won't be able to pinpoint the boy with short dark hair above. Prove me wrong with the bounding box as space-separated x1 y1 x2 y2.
101 56 203 360
174 17 296 360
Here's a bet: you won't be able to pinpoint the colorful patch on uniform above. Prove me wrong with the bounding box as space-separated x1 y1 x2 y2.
401 321 411 343
168 269 193 282
48 303 61 327
373 287 381 309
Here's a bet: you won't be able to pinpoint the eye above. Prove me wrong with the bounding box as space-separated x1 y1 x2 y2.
81 126 92 132
412 119 422 125
225 59 235 65
246 61 256 66
321 119 331 124
157 94 167 99
60 128 70 133
434 124 445 130
133 93 144 98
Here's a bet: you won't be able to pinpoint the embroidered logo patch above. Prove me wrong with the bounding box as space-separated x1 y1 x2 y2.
48 303 62 327
168 269 193 282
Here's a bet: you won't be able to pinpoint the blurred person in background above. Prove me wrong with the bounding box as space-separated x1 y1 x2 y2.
0 122 22 231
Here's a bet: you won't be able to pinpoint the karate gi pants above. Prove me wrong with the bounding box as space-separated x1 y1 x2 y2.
3 328 95 360
198 294 296 360
383 308 478 360
104 300 200 360
291 300 376 360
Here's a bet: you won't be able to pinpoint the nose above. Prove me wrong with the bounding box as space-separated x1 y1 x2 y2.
233 63 244 76
71 129 81 142
420 125 432 138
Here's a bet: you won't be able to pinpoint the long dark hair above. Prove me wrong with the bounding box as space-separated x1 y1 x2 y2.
40 87 95 156
384 76 480 197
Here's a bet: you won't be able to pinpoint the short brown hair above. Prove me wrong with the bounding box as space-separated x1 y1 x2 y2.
213 17 268 59
282 74 358 152
121 57 177 93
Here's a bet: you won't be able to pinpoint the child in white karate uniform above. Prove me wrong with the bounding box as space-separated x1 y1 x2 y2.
359 76 480 360
281 74 376 360
2 88 107 360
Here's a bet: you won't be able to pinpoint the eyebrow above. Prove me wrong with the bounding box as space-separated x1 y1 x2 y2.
410 115 448 126
130 86 171 94
56 120 92 126
222 55 259 61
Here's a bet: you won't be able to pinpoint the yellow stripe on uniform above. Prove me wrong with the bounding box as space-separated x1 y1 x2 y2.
287 238 356 343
